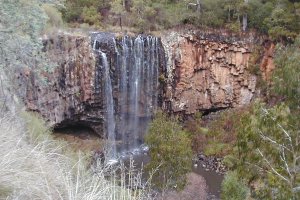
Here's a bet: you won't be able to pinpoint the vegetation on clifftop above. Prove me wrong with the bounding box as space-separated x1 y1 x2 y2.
61 0 300 40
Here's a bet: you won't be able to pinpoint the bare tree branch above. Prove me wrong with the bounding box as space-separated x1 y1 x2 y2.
259 130 292 153
257 148 290 184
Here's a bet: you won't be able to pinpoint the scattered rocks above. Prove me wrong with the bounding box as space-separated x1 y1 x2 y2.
197 153 227 174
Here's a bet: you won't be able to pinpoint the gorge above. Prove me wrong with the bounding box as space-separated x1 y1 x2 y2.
23 30 272 145
17 29 275 198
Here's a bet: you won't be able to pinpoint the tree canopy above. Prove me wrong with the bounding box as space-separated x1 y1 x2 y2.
61 0 300 39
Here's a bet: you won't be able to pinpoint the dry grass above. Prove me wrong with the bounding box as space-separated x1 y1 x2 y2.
0 112 153 200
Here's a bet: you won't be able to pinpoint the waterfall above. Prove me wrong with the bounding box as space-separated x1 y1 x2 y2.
101 52 117 159
92 33 162 158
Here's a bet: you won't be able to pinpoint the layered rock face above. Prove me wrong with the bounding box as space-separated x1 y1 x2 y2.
161 32 257 114
25 34 102 132
24 33 165 139
23 31 274 137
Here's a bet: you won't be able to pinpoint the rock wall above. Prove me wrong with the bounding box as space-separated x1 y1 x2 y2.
23 33 165 138
260 40 276 80
22 31 275 136
24 33 103 133
161 32 258 114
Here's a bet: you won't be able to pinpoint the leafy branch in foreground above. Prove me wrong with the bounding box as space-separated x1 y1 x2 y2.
236 102 300 199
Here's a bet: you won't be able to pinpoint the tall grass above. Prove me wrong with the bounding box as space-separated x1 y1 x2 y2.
0 112 153 200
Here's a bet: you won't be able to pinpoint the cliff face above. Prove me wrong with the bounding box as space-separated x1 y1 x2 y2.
161 32 259 114
22 31 275 137
25 34 103 132
23 33 165 139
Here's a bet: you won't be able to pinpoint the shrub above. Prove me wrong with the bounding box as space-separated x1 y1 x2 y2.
272 37 300 108
145 111 192 190
81 6 101 26
42 4 64 29
235 102 300 199
221 171 249 200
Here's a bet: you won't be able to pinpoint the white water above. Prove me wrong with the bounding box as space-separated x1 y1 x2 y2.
92 33 160 159
101 52 117 160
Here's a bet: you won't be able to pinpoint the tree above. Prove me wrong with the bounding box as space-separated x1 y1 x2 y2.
81 6 102 26
272 36 300 108
264 2 299 40
242 0 249 31
145 111 192 190
62 0 108 25
111 0 127 29
237 102 300 199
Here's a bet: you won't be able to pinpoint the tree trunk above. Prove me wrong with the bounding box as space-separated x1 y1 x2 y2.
119 15 122 30
197 0 201 13
242 14 247 32
242 0 248 32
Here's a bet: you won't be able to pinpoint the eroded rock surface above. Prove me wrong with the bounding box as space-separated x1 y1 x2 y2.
22 31 274 136
260 40 275 80
24 33 103 133
161 32 257 114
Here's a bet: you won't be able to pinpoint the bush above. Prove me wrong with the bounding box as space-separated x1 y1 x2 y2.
235 102 300 199
145 111 192 190
221 171 249 200
272 36 300 108
81 6 101 26
42 4 63 29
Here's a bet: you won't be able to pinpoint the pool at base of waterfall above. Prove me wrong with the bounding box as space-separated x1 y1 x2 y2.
102 146 223 200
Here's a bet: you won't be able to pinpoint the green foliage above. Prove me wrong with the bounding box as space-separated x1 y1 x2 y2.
184 108 246 157
264 5 299 40
205 109 243 156
42 4 64 29
235 102 300 199
62 0 108 25
0 0 47 70
0 0 57 111
60 0 300 37
221 171 249 200
204 142 230 156
82 6 101 26
248 0 273 33
222 155 238 169
145 111 192 190
272 36 300 108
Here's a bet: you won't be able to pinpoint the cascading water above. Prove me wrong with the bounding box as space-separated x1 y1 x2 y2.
101 52 117 159
92 33 162 158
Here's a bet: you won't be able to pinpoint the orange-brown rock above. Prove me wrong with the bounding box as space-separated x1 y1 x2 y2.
162 32 257 114
260 40 275 80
